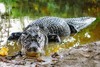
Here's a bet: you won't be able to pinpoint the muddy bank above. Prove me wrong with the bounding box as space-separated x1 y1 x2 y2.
0 41 100 67
42 41 100 67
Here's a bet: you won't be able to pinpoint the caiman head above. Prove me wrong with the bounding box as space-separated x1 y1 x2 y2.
18 26 48 55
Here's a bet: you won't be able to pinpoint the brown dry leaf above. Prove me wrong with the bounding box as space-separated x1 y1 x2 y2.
36 58 45 62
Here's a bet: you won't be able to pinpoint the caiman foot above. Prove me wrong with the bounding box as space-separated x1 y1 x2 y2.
5 51 23 60
48 34 61 43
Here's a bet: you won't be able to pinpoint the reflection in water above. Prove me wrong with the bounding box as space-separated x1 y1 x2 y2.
0 18 100 56
85 32 91 38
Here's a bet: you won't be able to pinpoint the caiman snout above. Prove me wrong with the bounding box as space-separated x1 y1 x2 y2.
27 47 38 52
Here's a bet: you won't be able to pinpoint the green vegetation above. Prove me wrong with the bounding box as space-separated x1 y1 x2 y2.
0 0 99 18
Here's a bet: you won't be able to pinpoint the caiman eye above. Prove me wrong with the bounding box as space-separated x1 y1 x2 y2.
35 34 38 38
38 37 41 39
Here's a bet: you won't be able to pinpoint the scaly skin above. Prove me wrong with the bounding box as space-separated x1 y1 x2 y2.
25 17 71 37
25 16 96 36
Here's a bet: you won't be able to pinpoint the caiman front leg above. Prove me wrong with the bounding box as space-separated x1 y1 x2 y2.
8 32 22 41
48 34 61 43
5 51 24 60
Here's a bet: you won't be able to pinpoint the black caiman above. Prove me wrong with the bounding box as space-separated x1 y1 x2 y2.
8 16 96 57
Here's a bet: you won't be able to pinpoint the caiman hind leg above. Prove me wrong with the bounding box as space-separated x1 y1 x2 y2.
48 34 61 43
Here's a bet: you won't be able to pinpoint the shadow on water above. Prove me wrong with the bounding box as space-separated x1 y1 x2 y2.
5 19 100 56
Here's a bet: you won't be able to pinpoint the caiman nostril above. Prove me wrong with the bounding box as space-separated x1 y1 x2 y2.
28 47 37 52
32 47 37 52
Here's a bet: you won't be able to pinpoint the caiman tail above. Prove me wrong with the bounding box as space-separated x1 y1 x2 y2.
65 17 96 32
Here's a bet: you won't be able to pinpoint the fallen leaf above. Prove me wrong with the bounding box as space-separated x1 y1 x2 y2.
0 47 9 56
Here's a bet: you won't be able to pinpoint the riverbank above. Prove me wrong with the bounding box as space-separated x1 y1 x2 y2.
0 41 100 67
42 41 100 67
